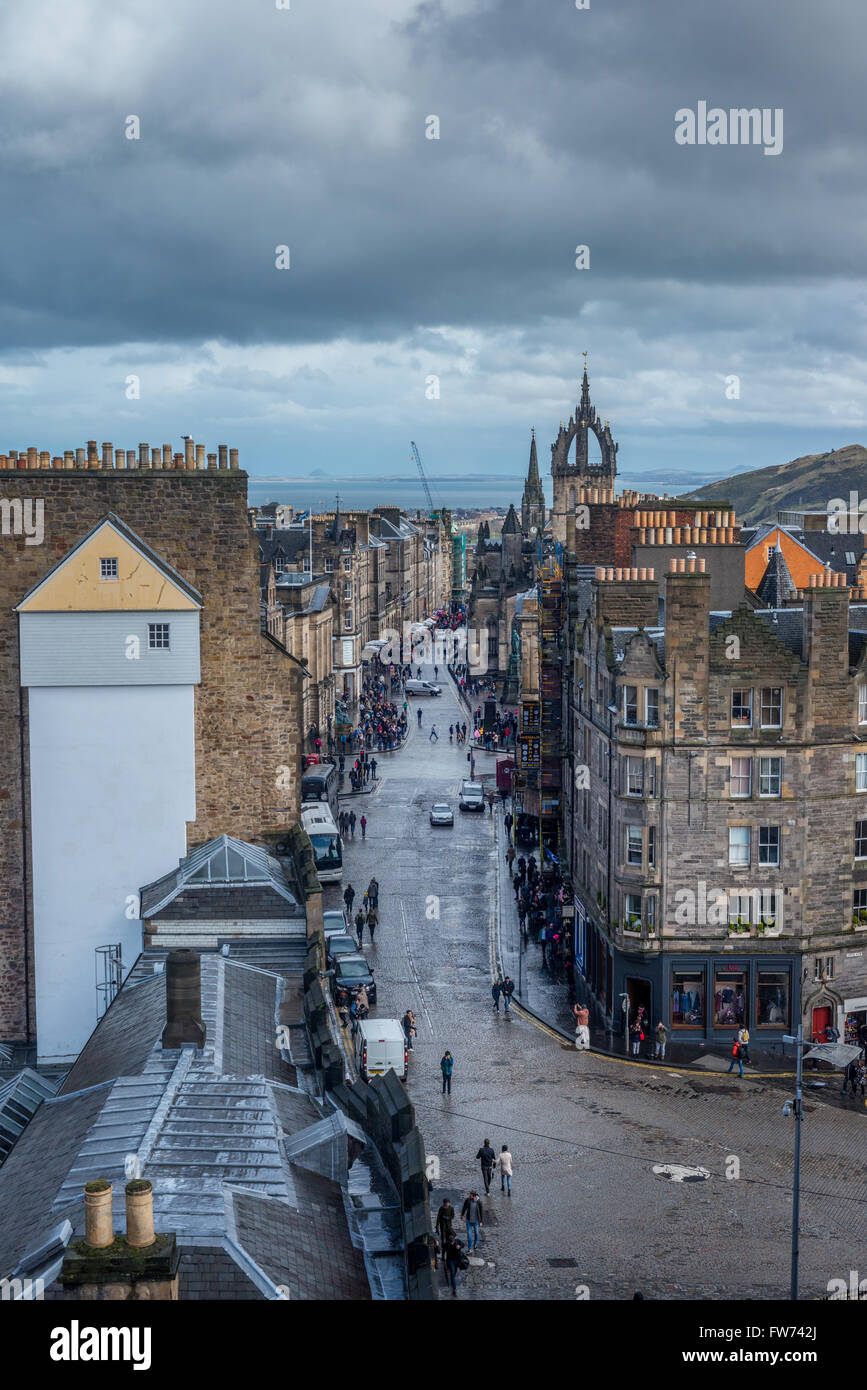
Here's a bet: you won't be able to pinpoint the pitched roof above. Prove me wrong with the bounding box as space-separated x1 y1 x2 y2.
139 835 300 918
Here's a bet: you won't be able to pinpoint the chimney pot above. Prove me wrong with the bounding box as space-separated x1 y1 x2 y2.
230 448 239 470
218 444 228 470
84 1180 114 1249
125 1179 156 1248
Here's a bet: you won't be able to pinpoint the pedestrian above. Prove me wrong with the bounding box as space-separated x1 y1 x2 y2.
434 664 439 680
654 1021 667 1061
506 844 516 871
355 911 365 948
517 855 526 881
487 790 494 814
573 1001 590 1050
727 1039 744 1078
367 877 379 909
343 883 355 919
417 708 422 727
501 976 514 1012
443 1233 465 1295
491 979 501 1012
366 904 377 941
402 1009 416 1051
440 1050 454 1095
476 1138 496 1195
460 1191 484 1252
736 1025 751 1065
435 1197 455 1247
449 723 454 742
496 1143 513 1195
360 814 367 840
630 1017 643 1057
504 811 513 835
349 810 356 837
429 724 438 742
370 757 377 779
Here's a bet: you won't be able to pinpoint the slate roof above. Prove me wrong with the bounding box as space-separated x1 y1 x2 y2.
0 1068 59 1164
0 950 398 1298
756 543 797 607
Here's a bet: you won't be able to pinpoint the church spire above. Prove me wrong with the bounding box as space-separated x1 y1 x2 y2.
527 428 540 486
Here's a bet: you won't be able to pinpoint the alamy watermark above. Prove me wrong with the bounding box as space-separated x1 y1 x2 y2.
1 497 44 545
675 102 783 157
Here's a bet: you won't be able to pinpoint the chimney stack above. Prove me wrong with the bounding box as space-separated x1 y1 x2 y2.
60 1178 180 1300
161 949 206 1050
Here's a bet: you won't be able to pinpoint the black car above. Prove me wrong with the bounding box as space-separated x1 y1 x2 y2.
326 933 360 967
331 953 377 1006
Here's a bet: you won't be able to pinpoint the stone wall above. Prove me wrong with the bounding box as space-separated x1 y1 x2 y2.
0 469 302 1042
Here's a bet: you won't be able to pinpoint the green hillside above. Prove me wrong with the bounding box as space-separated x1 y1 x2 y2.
681 445 867 526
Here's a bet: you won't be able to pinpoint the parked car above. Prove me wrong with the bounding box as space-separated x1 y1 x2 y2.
323 909 348 937
405 679 440 696
429 802 454 826
331 953 377 1006
459 780 485 812
326 933 360 966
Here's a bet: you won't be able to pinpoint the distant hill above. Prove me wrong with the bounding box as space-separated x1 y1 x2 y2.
681 445 867 526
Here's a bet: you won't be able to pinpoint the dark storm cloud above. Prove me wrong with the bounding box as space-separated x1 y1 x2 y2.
0 0 863 352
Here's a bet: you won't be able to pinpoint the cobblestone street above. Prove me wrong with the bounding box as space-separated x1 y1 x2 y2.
326 664 867 1301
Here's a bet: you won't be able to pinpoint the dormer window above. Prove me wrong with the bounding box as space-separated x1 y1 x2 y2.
100 557 118 579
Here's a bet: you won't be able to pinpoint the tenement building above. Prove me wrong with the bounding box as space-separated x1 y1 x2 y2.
0 443 303 1062
562 547 867 1055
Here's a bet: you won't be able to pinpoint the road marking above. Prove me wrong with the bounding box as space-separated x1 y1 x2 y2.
399 897 434 1035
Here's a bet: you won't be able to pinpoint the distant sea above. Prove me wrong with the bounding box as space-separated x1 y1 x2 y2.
246 469 722 514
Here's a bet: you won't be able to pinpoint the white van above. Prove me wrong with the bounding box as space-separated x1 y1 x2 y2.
354 1018 408 1082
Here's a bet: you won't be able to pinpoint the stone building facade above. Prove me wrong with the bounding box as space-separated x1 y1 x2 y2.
562 547 867 1053
0 445 303 1047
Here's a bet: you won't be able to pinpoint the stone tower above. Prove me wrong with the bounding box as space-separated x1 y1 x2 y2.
501 503 522 578
550 366 618 543
521 430 546 536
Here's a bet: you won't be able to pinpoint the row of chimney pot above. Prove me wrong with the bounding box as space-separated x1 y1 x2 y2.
0 442 239 470
636 526 738 544
668 556 708 573
594 566 656 582
632 509 736 529
84 1179 155 1249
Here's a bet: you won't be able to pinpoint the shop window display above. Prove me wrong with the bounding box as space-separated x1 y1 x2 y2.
756 971 789 1028
672 971 705 1027
714 971 746 1027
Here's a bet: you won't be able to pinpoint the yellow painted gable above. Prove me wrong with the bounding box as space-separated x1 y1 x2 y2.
18 525 200 612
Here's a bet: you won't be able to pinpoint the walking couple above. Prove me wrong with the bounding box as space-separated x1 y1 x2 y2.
475 1138 513 1195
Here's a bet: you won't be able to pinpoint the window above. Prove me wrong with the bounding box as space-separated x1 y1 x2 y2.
846 551 856 566
728 892 752 926
343 611 353 631
857 753 867 793
760 687 782 728
729 826 750 866
672 970 705 1027
860 686 867 724
648 824 656 868
100 557 118 579
756 970 789 1028
714 970 746 1027
767 546 774 560
730 757 752 798
646 759 657 797
854 889 867 924
645 688 659 728
597 739 605 778
731 689 752 727
759 757 782 797
583 726 590 765
813 957 835 982
148 623 170 650
324 557 334 571
343 580 352 600
626 825 643 866
625 892 642 927
622 686 638 725
343 556 352 572
646 895 656 931
582 792 591 830
857 820 867 859
759 825 780 865
597 803 607 849
625 757 643 796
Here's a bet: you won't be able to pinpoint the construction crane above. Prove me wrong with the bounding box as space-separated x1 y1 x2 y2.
410 440 435 513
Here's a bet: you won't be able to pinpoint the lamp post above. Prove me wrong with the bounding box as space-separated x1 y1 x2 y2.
781 1025 805 1301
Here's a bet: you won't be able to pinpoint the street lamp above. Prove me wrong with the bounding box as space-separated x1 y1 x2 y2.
781 1025 806 1302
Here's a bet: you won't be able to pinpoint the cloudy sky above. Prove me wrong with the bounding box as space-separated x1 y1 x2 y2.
1 0 864 497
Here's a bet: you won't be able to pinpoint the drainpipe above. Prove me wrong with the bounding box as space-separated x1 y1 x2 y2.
18 682 31 1043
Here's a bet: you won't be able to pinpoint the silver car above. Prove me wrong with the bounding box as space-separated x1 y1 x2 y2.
429 802 454 826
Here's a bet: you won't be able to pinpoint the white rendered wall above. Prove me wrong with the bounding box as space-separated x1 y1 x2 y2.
28 685 196 1063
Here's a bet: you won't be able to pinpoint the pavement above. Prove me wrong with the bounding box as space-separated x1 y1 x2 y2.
325 659 867 1301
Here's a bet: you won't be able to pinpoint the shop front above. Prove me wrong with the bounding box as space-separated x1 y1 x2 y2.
663 954 800 1050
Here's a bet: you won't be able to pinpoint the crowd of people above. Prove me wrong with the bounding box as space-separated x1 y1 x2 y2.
433 1141 514 1294
507 834 572 988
